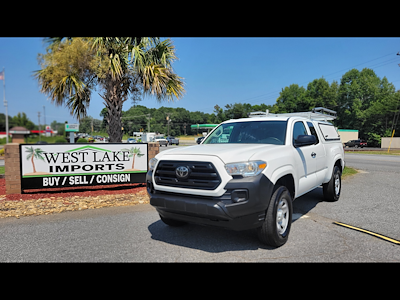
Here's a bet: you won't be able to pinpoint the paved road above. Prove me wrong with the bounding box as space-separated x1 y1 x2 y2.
344 152 400 173
0 153 399 262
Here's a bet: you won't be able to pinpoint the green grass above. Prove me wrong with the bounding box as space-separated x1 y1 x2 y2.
24 136 66 144
342 166 358 178
345 150 400 155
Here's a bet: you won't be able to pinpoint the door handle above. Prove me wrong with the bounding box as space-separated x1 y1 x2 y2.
311 152 316 158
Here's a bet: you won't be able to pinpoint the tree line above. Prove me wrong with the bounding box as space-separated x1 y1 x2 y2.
100 67 398 146
6 67 400 147
272 68 400 147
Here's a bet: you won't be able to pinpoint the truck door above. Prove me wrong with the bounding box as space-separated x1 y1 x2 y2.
292 121 317 196
306 121 327 185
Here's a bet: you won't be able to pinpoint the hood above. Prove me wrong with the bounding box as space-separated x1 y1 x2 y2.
159 143 279 164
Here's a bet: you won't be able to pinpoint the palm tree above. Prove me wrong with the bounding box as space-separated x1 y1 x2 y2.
25 147 45 173
121 147 144 169
34 37 185 142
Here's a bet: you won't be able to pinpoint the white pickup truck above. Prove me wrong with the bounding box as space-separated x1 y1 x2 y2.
146 108 345 247
153 136 168 147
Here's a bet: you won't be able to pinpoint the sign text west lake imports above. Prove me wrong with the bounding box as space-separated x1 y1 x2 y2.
20 144 148 190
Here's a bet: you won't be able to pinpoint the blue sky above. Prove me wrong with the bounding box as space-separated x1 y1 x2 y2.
0 37 399 127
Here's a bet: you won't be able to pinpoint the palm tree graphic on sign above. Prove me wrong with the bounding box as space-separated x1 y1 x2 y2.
121 147 144 170
25 147 45 173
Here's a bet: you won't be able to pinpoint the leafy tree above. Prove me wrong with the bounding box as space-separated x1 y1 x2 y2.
212 105 226 123
50 120 65 135
12 112 36 130
306 78 338 110
0 113 16 131
34 37 185 143
336 68 399 146
224 103 250 120
78 116 102 134
275 84 311 113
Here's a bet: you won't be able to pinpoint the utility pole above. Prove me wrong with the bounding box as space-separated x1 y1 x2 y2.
43 106 46 128
38 112 41 142
166 113 172 137
2 68 9 143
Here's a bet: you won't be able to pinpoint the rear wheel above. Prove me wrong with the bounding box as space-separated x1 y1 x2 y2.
257 186 293 247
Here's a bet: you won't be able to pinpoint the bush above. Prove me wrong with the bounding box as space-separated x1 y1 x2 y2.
55 137 67 143
0 148 4 156
77 138 88 143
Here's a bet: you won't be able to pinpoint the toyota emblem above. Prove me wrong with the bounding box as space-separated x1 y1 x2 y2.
176 166 189 179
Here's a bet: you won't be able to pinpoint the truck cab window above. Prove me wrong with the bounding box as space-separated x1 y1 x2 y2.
307 121 319 144
293 121 307 144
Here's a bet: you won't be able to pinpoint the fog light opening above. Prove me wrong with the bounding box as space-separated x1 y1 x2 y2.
231 189 248 203
147 181 154 194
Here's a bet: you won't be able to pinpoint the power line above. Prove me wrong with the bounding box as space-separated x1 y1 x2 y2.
246 52 399 107
229 52 397 107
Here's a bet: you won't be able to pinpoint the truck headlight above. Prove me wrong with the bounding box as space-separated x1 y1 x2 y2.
149 157 158 171
225 161 267 177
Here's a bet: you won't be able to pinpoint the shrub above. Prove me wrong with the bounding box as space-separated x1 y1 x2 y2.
77 138 88 143
55 137 67 143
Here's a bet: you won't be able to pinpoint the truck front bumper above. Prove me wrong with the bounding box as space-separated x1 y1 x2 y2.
146 171 275 231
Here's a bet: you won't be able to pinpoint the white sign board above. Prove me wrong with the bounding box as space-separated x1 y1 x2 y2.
20 143 148 189
65 124 79 132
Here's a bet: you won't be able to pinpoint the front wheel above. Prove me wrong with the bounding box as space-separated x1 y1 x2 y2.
323 165 341 202
257 186 293 247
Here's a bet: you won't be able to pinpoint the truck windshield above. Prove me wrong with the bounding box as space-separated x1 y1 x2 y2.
203 121 287 145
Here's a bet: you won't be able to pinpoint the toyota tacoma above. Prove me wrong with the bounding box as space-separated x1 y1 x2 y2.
146 109 345 247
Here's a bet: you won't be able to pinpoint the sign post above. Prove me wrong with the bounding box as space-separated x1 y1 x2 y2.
65 124 79 143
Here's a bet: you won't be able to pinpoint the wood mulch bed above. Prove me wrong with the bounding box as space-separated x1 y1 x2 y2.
0 178 149 219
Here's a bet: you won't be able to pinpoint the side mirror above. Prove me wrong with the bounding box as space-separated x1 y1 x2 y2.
294 135 316 147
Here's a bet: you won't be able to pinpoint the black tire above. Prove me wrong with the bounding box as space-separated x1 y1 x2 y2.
323 165 341 202
160 215 187 227
257 186 293 247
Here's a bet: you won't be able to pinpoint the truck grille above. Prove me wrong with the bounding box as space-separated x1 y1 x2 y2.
154 160 221 190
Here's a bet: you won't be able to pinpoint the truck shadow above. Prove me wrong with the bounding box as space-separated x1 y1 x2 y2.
147 188 324 253
292 186 324 220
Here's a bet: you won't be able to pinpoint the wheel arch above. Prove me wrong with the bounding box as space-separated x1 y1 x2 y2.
274 173 295 200
269 165 296 200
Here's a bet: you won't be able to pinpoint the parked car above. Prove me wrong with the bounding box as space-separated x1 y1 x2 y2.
127 138 137 143
154 136 168 147
344 139 367 148
166 136 179 145
196 137 205 144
